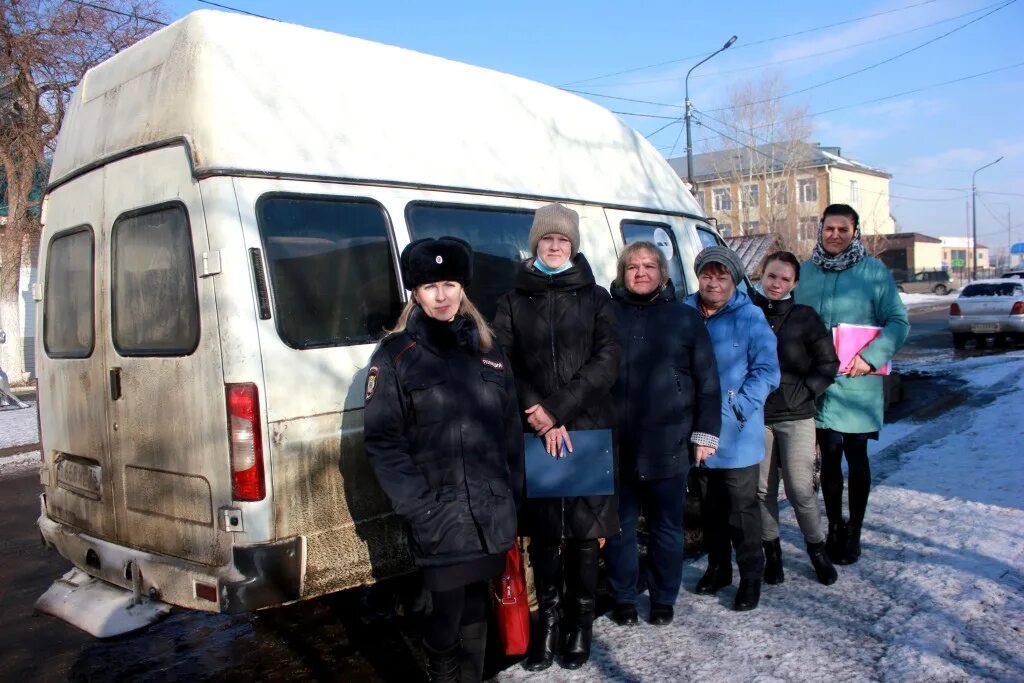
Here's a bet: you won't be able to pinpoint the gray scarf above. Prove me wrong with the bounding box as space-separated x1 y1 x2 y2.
811 224 866 272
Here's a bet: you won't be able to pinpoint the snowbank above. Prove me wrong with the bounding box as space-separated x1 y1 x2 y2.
900 292 958 309
497 353 1024 682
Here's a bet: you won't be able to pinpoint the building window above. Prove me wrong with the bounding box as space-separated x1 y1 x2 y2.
694 190 706 209
742 184 759 208
718 223 733 238
712 188 732 211
798 179 818 203
850 180 859 205
797 217 819 242
772 218 787 235
770 181 788 205
741 221 760 234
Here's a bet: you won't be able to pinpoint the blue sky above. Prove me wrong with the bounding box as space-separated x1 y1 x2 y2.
164 0 1023 250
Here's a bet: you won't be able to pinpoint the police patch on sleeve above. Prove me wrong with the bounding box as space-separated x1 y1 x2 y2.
365 366 379 401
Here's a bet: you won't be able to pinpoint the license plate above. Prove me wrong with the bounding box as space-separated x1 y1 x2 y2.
971 324 999 333
56 456 102 500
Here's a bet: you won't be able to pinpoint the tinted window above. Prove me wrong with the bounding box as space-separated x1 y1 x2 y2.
112 205 200 355
961 283 1023 297
44 228 94 358
621 221 687 298
258 196 401 348
406 203 534 320
696 227 722 250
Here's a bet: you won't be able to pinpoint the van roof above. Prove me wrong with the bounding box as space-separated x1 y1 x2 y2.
49 10 701 216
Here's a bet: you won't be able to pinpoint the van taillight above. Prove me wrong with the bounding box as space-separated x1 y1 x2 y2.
1012 302 1024 315
950 303 961 316
226 383 265 502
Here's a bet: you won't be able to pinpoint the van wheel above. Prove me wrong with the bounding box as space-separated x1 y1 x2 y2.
952 333 968 350
933 284 948 295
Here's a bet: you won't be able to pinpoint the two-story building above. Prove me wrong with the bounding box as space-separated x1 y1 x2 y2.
668 142 895 255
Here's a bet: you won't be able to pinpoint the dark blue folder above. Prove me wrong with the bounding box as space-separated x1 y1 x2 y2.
524 429 614 498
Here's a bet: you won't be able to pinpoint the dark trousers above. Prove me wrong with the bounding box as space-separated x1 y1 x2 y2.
694 463 764 580
423 581 489 650
604 472 687 606
817 429 871 527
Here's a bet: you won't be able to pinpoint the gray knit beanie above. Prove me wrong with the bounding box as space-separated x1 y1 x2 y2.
529 203 581 257
694 245 745 284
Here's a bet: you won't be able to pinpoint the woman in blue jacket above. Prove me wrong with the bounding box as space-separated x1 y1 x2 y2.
685 246 780 611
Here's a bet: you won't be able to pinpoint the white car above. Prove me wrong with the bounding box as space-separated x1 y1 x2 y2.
948 279 1024 349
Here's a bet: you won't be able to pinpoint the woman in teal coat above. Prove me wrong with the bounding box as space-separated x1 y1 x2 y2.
795 204 909 565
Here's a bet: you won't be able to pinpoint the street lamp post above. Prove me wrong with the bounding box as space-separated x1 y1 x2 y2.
685 35 737 190
971 156 1003 280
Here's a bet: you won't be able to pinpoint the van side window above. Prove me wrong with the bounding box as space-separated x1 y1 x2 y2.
112 204 200 356
258 195 401 348
406 203 534 320
44 227 94 358
621 221 687 297
696 226 723 250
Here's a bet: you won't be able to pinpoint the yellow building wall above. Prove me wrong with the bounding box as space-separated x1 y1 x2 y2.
828 167 895 236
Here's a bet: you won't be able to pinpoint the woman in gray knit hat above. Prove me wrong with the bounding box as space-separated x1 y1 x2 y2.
493 202 620 671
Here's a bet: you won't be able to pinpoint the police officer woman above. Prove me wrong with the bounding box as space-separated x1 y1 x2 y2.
364 237 523 683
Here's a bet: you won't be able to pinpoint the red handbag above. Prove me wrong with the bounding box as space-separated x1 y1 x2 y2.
493 543 530 656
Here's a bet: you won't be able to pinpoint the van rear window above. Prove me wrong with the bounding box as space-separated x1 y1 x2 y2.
44 227 94 358
112 204 200 355
258 196 402 348
406 203 534 320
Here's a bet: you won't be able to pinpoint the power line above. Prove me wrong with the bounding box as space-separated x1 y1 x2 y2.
583 1 1005 89
65 0 167 25
194 0 275 20
560 0 941 86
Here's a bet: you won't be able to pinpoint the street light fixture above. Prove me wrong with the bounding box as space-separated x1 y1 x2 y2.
971 156 1003 280
685 35 738 190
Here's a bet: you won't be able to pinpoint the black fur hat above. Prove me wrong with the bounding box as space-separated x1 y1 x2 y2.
400 237 474 289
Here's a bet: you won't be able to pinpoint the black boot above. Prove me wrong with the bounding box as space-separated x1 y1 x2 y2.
522 583 560 672
425 641 460 683
825 519 847 564
610 603 638 626
762 538 784 585
560 541 598 670
733 578 761 611
840 522 862 565
695 563 732 595
807 541 838 585
458 621 486 683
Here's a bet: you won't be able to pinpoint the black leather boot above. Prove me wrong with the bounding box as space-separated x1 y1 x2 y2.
807 541 838 585
695 562 732 595
425 641 460 682
840 522 862 565
825 519 847 564
524 544 565 671
762 538 784 585
560 541 598 670
458 621 487 683
733 578 761 611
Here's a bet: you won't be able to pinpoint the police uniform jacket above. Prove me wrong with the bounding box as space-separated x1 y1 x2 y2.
363 307 523 568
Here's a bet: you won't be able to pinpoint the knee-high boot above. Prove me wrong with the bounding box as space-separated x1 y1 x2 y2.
561 540 598 670
523 542 561 672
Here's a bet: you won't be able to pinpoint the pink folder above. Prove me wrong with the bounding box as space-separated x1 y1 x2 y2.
832 323 891 376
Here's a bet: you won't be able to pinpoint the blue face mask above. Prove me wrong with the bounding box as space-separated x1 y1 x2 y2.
755 281 792 301
534 257 573 275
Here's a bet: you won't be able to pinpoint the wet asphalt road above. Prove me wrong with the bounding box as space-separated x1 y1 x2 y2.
1 304 1020 682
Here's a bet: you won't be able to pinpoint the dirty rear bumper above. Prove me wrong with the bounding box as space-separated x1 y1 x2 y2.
38 500 304 614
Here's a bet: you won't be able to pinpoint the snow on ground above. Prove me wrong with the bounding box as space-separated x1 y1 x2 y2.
0 400 39 449
498 353 1024 682
900 292 958 309
0 450 41 480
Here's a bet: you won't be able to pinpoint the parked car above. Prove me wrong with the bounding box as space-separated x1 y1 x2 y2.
948 279 1024 349
998 269 1024 279
897 270 960 295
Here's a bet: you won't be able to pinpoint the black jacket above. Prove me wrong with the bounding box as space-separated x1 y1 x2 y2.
492 254 620 540
611 283 721 480
750 289 840 424
363 308 523 568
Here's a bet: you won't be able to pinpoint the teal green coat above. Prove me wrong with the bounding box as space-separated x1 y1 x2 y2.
794 255 909 434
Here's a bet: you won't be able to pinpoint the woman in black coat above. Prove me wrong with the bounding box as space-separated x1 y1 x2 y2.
492 203 620 672
604 241 721 628
364 237 522 683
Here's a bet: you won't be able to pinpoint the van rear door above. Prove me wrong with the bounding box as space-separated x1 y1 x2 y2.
100 146 231 567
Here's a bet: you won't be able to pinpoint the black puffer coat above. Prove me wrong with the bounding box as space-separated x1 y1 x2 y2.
611 283 722 480
363 307 523 568
492 254 620 540
750 289 840 424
